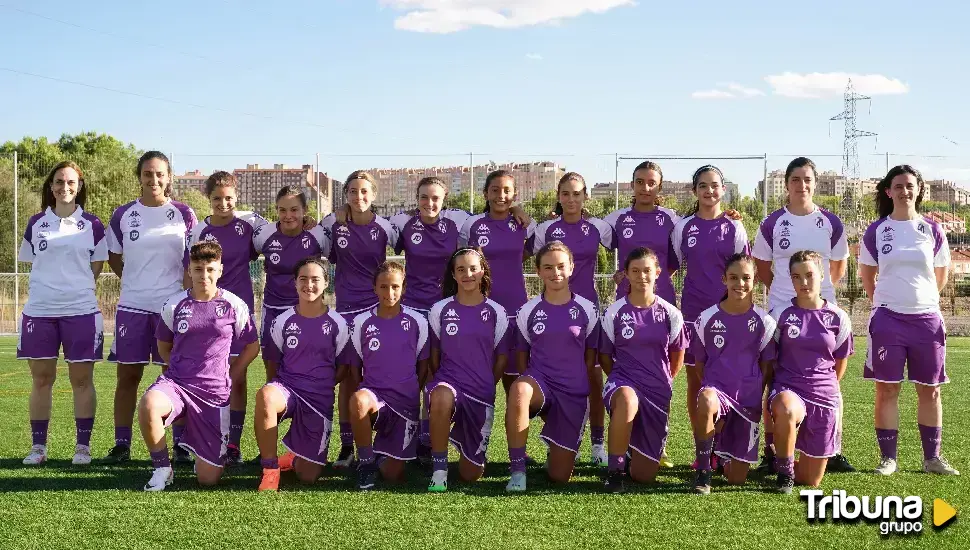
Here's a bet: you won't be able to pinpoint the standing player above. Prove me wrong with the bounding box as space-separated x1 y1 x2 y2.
254 257 351 491
691 254 777 494
348 262 430 490
860 165 959 476
137 242 259 490
105 151 197 463
531 172 613 466
599 247 687 493
752 157 854 474
19 162 107 466
505 241 599 491
186 171 265 464
426 247 510 491
460 170 536 394
671 165 749 467
769 251 853 493
320 171 399 468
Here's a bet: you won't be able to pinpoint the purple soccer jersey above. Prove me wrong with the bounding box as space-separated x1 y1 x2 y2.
321 213 398 314
599 296 687 410
692 303 777 421
604 206 681 304
516 294 599 396
186 213 265 311
770 301 853 409
672 214 750 321
391 210 469 311
253 223 329 310
350 307 430 420
428 296 510 403
20 207 108 318
269 307 351 411
530 217 613 307
155 289 257 404
459 213 537 318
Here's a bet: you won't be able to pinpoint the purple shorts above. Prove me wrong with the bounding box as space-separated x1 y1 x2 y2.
701 386 760 465
428 381 495 467
603 376 669 462
525 372 589 454
148 377 229 467
361 388 419 461
18 313 104 362
770 389 841 459
108 309 163 365
260 306 287 364
864 308 948 386
268 381 333 465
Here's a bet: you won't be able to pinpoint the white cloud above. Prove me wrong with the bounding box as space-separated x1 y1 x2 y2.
381 1 635 33
691 89 736 99
724 82 765 97
764 72 909 99
525 53 543 61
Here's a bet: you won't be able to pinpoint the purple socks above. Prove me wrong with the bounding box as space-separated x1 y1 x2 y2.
358 446 375 465
918 424 942 461
509 447 527 474
608 454 626 473
31 419 49 446
115 426 132 447
774 455 794 477
150 447 171 468
229 410 245 447
261 457 280 470
432 451 447 473
75 417 94 447
420 419 431 447
590 426 605 446
340 422 354 448
876 428 899 460
695 435 714 471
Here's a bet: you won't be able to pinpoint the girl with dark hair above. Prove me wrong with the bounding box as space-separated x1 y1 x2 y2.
254 257 351 491
460 170 536 394
20 162 107 466
425 247 510 491
860 165 958 476
104 151 197 464
505 241 599 491
691 254 777 494
598 247 687 492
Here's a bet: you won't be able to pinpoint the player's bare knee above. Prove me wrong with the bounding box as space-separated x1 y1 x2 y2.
875 383 901 400
915 384 941 403
350 391 371 415
429 386 454 412
697 390 718 413
32 371 56 390
547 466 572 484
459 463 484 482
295 467 321 484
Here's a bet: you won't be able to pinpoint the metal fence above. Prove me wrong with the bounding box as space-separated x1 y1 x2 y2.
3 151 970 335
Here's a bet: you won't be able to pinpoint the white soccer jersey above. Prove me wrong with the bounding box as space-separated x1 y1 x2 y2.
860 216 949 315
108 199 197 314
753 206 848 312
19 207 109 317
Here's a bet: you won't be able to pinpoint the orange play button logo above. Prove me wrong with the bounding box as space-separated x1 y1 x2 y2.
934 499 957 528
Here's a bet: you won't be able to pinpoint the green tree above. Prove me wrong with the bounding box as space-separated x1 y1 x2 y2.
176 189 211 218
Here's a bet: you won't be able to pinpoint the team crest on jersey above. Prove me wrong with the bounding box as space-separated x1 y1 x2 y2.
302 235 311 249
76 220 85 230
444 308 459 321
816 217 824 228
167 210 176 221
269 253 281 264
917 223 926 234
581 223 590 236
25 319 34 333
176 319 190 333
779 238 791 250
480 308 490 322
653 307 666 324
569 306 579 320
38 240 48 252
714 334 725 348
214 303 226 317
411 233 423 245
687 236 697 248
235 222 245 236
656 216 664 226
877 346 887 362
322 322 332 335
401 317 411 331
552 227 566 239
118 325 127 338
446 323 459 336
508 221 517 232
129 230 140 241
370 228 380 241
748 317 758 333
881 244 892 255
437 221 447 233
532 322 546 335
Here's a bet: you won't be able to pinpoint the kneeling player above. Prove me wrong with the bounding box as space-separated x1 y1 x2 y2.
691 254 776 494
255 257 351 491
349 262 430 490
769 251 853 493
138 242 259 491
599 247 686 493
505 241 599 492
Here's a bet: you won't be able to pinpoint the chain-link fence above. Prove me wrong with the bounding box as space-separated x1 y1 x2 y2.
3 150 970 335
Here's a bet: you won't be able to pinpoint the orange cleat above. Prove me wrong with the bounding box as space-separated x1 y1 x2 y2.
258 468 281 492
279 451 296 472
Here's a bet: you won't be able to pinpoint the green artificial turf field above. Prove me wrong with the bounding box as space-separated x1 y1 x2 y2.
0 336 967 549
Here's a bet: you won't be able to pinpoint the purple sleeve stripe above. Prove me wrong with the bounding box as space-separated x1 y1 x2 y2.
110 203 133 248
822 209 844 249
82 212 106 245
862 219 882 263
926 217 945 255
759 209 784 248
24 212 45 244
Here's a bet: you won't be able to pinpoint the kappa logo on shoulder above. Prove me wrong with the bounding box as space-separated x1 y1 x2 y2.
787 314 800 323
712 319 726 330
370 227 380 241
366 325 379 334
622 215 634 224
203 233 218 243
40 221 50 229
534 309 548 321
214 303 226 317
781 220 792 227
480 308 490 322
444 308 459 321
552 227 566 239
688 224 699 234
620 312 633 322
286 322 301 334
269 239 282 249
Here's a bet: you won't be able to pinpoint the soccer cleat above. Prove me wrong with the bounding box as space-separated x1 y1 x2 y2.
590 444 608 467
604 470 626 494
826 453 856 473
144 466 174 491
172 445 194 465
278 451 296 472
755 449 776 474
356 463 379 491
658 450 674 468
775 472 794 494
258 468 281 492
923 456 960 475
333 445 355 469
102 444 131 464
72 444 92 465
224 444 243 467
506 471 527 492
693 470 713 495
874 457 898 476
428 470 448 493
22 445 47 466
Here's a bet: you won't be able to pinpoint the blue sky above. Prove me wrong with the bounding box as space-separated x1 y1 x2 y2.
1 0 968 195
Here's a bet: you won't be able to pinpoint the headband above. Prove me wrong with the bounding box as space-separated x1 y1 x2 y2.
692 164 725 184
